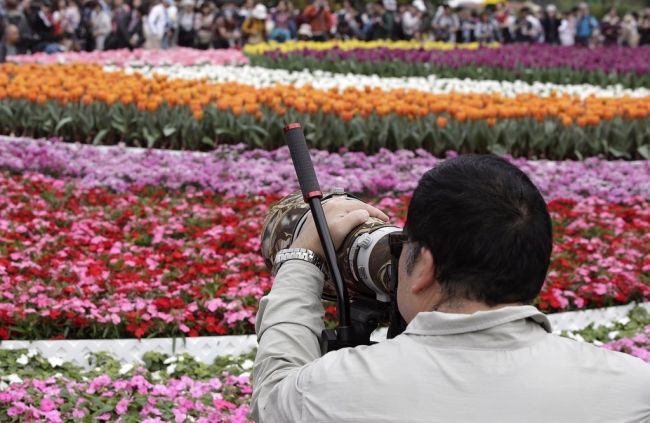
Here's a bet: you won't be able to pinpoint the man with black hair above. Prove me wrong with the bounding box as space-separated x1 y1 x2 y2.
252 155 650 422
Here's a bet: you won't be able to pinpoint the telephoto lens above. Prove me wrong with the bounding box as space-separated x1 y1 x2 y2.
261 190 401 303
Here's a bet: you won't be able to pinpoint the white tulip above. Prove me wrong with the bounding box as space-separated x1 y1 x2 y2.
16 354 29 366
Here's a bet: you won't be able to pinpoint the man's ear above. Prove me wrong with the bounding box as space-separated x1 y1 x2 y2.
410 247 435 294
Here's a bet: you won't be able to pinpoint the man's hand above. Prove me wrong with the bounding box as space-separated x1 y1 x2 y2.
291 197 389 258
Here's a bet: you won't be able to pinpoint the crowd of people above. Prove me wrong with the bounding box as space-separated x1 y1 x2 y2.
1 0 650 57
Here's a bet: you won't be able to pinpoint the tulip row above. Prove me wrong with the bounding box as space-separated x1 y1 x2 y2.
10 47 248 67
1 169 648 340
128 64 650 99
250 44 650 88
2 137 649 202
1 64 649 158
242 40 495 55
0 348 253 422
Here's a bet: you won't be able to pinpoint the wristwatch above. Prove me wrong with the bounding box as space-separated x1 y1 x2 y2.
273 248 326 275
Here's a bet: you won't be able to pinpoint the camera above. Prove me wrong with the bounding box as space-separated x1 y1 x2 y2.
261 190 401 303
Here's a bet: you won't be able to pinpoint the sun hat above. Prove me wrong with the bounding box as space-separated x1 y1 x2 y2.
252 3 267 19
412 0 425 12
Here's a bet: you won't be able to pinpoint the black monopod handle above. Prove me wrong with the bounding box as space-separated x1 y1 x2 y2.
283 123 352 344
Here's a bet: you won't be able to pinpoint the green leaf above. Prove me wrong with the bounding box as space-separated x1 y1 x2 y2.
162 125 177 137
54 117 73 134
92 129 109 145
638 145 650 159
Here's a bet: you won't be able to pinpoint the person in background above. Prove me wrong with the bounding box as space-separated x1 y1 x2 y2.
365 1 393 40
431 4 458 42
401 0 424 41
163 0 176 48
541 4 560 44
145 0 167 48
302 0 331 41
212 1 240 48
90 0 109 49
122 0 144 49
559 7 577 46
59 0 80 37
33 0 64 52
457 7 476 43
194 1 213 48
494 2 514 43
638 8 650 45
104 0 129 48
0 23 20 60
269 0 293 42
4 0 35 51
619 13 639 47
176 0 195 47
600 6 620 46
474 9 499 43
381 0 396 39
238 0 254 23
336 0 362 40
242 3 266 44
575 2 598 47
515 7 542 43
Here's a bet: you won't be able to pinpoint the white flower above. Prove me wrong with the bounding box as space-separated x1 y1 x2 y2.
592 340 604 346
163 356 177 365
241 359 254 370
617 317 630 325
0 382 7 390
16 354 29 366
48 356 65 368
27 349 38 358
114 64 650 99
118 363 134 375
4 374 22 384
178 356 185 363
166 363 176 375
608 331 620 340
151 371 161 381
53 373 63 379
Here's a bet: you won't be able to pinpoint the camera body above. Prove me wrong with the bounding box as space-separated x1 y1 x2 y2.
261 190 401 303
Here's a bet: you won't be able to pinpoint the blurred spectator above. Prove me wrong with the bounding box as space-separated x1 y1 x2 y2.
619 13 639 47
194 1 213 49
122 0 143 49
600 7 620 46
365 1 393 40
432 5 458 42
242 3 266 44
0 24 21 60
514 7 543 43
575 2 598 47
176 0 195 47
212 1 240 49
559 6 577 46
303 0 332 41
541 4 560 44
401 0 424 41
144 0 166 49
90 0 109 49
639 8 650 45
494 3 514 43
336 0 362 40
475 10 499 43
269 0 293 42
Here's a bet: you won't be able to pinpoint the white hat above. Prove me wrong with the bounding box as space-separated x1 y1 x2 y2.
252 3 267 19
546 4 557 13
297 23 312 37
412 0 425 12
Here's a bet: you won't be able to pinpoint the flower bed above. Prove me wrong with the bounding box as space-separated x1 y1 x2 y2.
1 159 648 339
9 48 248 67
250 44 650 87
1 138 649 201
0 348 253 422
0 64 649 157
126 64 650 98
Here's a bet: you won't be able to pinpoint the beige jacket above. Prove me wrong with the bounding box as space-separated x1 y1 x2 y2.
252 260 650 423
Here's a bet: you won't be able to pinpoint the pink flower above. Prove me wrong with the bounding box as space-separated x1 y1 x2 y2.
116 397 130 415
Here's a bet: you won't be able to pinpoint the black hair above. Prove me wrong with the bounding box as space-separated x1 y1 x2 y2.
405 155 552 306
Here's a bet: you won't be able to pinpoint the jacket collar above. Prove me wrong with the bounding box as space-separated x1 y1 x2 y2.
402 305 552 349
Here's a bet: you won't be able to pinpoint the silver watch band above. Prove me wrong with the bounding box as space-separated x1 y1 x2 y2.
273 248 325 275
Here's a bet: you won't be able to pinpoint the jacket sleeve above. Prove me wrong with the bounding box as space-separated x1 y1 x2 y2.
251 260 326 423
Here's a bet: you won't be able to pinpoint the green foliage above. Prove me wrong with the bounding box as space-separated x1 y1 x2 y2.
0 99 648 159
562 306 650 343
249 54 650 88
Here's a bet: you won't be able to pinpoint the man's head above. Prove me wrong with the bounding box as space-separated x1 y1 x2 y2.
4 25 19 45
397 155 552 322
